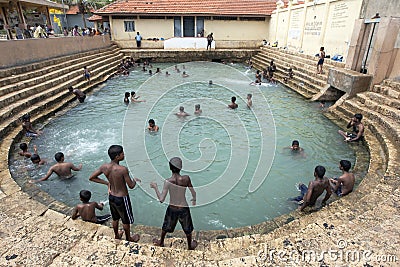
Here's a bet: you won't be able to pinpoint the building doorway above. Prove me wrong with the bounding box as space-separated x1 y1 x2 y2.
183 16 194 37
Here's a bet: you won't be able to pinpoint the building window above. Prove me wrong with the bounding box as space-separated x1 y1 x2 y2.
124 21 135 32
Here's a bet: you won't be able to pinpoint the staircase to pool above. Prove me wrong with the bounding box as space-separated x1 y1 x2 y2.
0 44 123 140
252 46 345 99
0 49 399 266
327 79 400 179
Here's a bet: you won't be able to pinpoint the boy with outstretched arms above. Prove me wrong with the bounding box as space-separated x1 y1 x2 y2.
32 152 82 182
150 157 198 250
89 145 141 242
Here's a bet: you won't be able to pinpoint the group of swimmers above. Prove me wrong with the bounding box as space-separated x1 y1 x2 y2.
18 136 197 249
143 94 253 133
17 61 366 249
288 112 364 211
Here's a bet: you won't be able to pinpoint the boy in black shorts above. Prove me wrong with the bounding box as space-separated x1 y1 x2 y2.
89 145 141 242
150 157 198 250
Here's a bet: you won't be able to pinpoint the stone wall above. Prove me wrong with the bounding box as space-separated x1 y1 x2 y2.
360 0 400 19
0 36 112 69
116 40 262 49
269 0 362 59
121 49 259 63
328 67 372 97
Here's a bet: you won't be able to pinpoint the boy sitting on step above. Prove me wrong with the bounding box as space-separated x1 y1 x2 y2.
72 190 111 224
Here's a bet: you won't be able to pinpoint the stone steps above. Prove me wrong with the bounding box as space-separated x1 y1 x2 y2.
0 45 120 81
251 46 339 99
0 48 121 109
362 91 400 109
0 48 399 265
0 53 122 139
253 52 328 87
371 84 400 99
251 56 319 98
357 93 400 122
331 92 399 177
260 46 345 70
258 49 330 82
0 46 120 97
383 79 400 91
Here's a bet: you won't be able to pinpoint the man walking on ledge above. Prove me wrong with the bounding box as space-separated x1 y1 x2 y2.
207 32 213 50
136 32 142 48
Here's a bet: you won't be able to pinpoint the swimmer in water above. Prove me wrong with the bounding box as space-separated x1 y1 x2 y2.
228 96 238 109
194 104 202 115
130 91 145 103
31 152 82 182
247 94 253 108
148 119 159 132
19 143 32 158
176 106 189 117
124 92 130 104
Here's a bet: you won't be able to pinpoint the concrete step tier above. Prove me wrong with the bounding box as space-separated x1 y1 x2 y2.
0 46 120 98
383 79 400 91
330 92 399 177
0 49 122 109
0 44 120 81
0 49 122 140
371 84 400 99
251 47 336 98
362 91 400 109
0 49 399 265
251 58 319 98
258 49 330 82
252 53 328 87
260 46 345 70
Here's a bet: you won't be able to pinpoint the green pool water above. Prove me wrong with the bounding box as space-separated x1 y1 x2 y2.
11 62 356 230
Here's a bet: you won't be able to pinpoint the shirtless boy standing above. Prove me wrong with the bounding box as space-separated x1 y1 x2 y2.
89 145 141 242
150 157 198 250
32 152 82 182
329 160 355 197
298 165 331 211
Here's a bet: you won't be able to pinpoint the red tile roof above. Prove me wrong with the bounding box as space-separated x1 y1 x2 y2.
66 5 95 15
95 0 278 16
88 14 103 21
